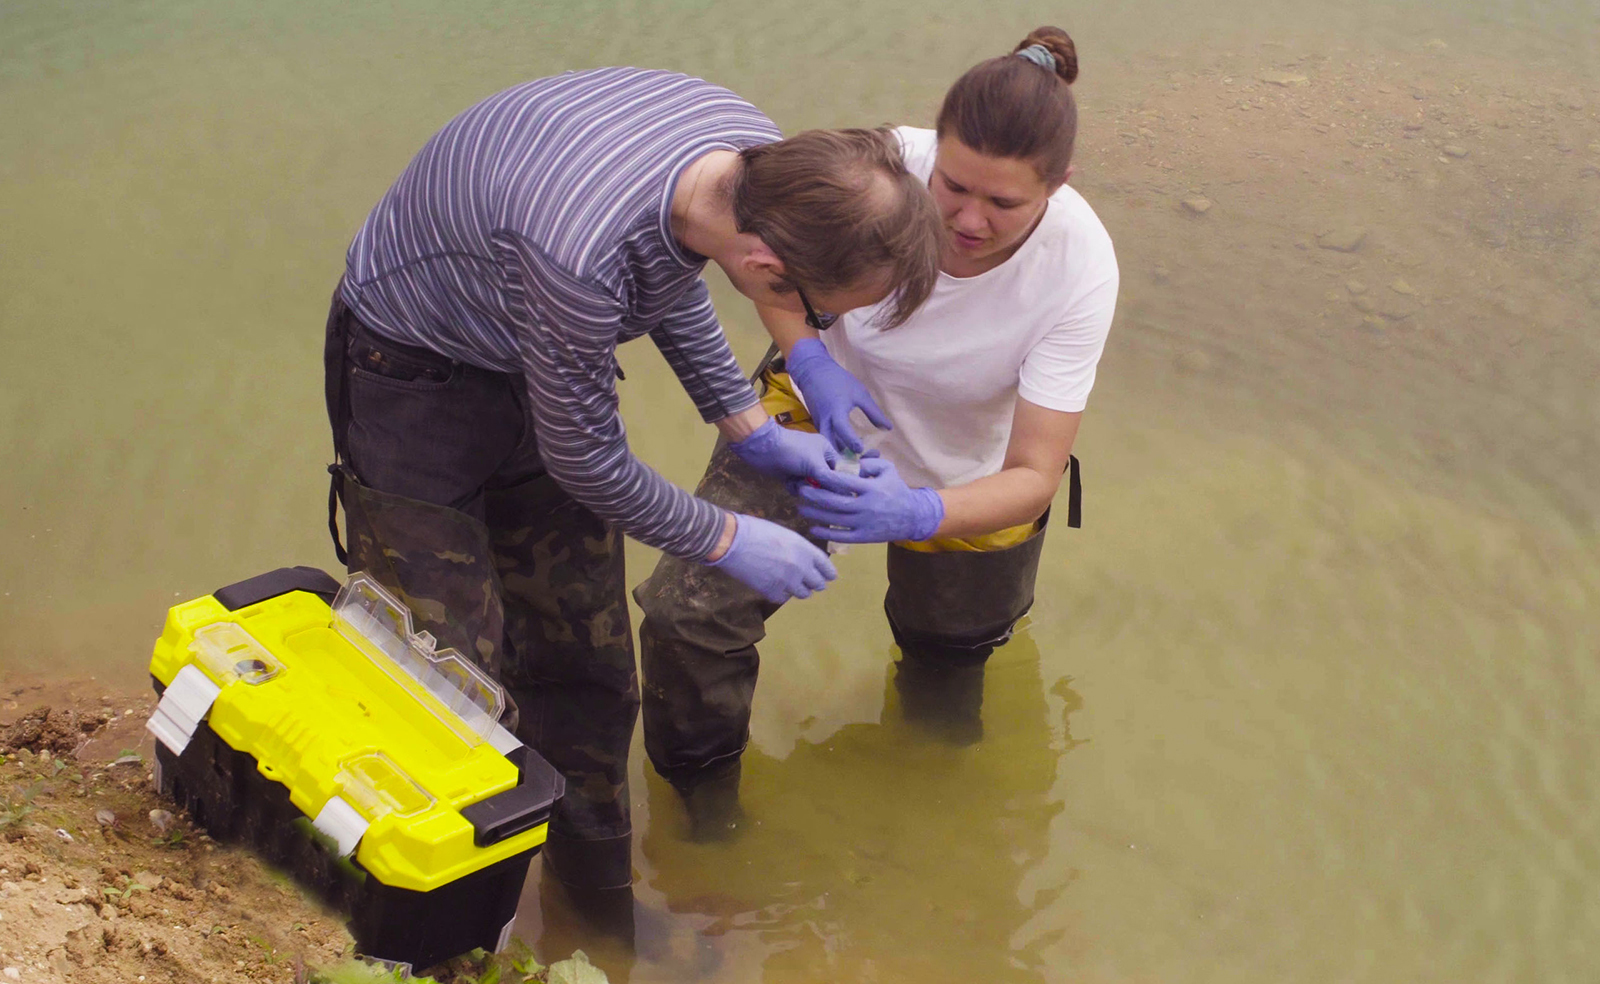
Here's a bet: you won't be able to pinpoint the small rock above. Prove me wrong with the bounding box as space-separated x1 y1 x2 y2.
132 871 163 890
1390 278 1417 296
2 967 17 980
1317 226 1367 252
110 753 142 768
1352 296 1377 314
54 829 73 843
1181 197 1212 214
1424 38 1448 50
95 809 116 827
1346 280 1368 295
1441 145 1469 159
1403 122 1424 132
148 810 174 833
1259 72 1309 87
1378 296 1419 320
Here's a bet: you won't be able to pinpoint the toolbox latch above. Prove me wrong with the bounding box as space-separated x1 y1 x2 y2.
459 746 566 847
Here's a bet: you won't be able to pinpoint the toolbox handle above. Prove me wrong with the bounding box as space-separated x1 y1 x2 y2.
459 745 566 847
214 567 343 612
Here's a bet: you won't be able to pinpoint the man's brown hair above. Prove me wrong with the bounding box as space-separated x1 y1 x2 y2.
731 127 942 327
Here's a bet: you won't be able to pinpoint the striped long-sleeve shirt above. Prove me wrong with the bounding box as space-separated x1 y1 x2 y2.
341 68 781 560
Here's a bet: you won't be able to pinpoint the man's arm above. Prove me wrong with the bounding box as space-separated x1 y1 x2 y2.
645 280 770 444
755 300 819 356
493 231 729 560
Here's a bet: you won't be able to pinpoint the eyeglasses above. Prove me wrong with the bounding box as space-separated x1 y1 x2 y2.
796 286 839 332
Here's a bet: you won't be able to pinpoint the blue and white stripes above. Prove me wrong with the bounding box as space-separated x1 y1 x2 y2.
340 68 781 559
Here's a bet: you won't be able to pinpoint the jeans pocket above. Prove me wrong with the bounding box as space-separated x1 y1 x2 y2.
349 331 457 389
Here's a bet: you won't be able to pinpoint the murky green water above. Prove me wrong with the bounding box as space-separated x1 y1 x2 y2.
3 1 1597 980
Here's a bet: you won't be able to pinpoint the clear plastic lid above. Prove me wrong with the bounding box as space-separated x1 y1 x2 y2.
190 622 282 685
331 573 507 749
336 751 435 820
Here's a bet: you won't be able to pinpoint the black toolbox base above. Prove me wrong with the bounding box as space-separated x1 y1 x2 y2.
152 700 534 971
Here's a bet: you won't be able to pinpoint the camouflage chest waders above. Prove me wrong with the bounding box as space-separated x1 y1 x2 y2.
634 346 1081 793
324 288 637 891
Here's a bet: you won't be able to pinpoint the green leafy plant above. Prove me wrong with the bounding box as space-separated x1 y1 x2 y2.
100 883 150 901
0 780 43 829
155 827 188 848
307 959 439 984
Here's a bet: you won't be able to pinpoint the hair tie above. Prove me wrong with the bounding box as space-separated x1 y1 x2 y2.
1015 44 1056 72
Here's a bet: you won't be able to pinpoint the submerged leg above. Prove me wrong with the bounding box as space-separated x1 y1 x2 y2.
633 440 805 838
883 525 1050 742
487 473 639 891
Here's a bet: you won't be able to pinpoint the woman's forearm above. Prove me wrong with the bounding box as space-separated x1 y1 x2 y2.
930 466 1061 539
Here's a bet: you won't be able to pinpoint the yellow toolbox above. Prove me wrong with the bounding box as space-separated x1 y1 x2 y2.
145 567 561 971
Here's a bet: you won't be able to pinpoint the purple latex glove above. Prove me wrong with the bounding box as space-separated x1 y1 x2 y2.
797 455 945 544
728 418 854 493
784 338 892 453
707 512 838 603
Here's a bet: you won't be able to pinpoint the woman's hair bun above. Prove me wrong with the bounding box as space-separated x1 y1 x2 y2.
1013 26 1078 84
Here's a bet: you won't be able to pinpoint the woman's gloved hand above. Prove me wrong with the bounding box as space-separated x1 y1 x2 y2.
797 455 945 544
707 512 838 603
728 418 853 493
784 338 892 453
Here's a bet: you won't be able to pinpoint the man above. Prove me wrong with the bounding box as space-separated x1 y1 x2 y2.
323 66 941 899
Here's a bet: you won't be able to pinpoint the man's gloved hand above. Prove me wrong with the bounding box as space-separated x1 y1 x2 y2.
728 418 853 493
797 454 945 544
707 512 838 604
784 338 892 453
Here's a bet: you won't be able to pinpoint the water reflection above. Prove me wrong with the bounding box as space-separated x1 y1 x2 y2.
522 631 1085 981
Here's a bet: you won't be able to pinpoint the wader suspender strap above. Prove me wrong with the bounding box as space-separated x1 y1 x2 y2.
328 468 349 566
326 301 354 566
1065 454 1082 529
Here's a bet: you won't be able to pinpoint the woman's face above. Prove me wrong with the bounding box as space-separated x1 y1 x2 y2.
930 136 1061 270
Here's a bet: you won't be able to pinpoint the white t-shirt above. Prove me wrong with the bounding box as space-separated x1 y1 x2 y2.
816 126 1119 490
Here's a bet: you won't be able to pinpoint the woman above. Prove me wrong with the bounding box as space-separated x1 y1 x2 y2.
324 66 943 896
635 28 1118 833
